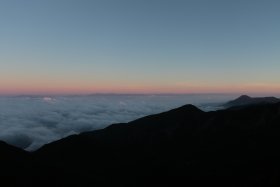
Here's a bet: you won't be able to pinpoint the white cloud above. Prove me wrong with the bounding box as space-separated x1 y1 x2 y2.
0 94 232 150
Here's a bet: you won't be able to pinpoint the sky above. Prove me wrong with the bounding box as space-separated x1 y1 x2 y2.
0 0 280 95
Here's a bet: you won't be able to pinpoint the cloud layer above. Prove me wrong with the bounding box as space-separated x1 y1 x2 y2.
0 94 232 150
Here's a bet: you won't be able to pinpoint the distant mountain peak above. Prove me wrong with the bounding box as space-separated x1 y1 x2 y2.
172 104 203 113
224 95 280 108
181 104 199 109
238 95 251 99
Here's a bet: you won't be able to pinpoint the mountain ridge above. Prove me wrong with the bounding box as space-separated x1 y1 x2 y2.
1 98 280 186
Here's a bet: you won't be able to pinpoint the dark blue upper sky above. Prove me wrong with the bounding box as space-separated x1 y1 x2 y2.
0 0 280 94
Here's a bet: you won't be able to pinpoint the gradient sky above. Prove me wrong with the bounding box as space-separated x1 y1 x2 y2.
1 0 280 95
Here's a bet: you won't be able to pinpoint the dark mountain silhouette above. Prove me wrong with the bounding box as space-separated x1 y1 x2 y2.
0 140 30 185
224 95 280 108
0 140 28 163
1 101 280 186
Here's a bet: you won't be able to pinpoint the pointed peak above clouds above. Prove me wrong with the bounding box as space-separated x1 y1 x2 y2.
224 95 280 108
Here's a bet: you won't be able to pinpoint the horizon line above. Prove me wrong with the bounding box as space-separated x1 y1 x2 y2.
1 92 280 97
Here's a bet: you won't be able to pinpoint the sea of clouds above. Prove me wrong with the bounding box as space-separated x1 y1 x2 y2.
0 94 235 151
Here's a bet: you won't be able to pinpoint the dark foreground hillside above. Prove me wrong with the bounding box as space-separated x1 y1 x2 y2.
1 102 280 186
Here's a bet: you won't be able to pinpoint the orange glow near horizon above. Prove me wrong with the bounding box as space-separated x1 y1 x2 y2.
1 80 280 95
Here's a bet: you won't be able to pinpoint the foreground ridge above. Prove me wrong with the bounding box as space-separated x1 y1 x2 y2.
1 102 280 186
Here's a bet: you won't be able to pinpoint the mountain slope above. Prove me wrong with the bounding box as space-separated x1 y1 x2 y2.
1 103 280 186
33 103 280 186
0 140 29 182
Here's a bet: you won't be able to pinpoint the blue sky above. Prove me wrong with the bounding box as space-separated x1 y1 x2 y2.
0 0 280 94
